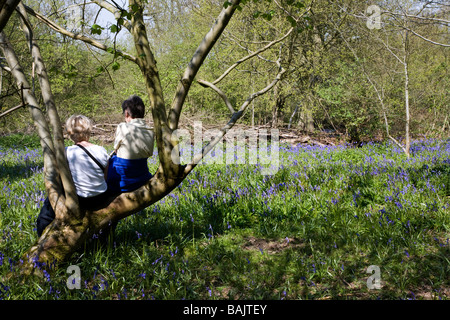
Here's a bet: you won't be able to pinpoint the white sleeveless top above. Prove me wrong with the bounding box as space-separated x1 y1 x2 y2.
66 145 109 198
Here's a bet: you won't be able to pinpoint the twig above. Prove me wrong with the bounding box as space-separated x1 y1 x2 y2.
84 42 115 88
0 102 27 118
197 79 235 114
185 58 286 174
213 27 293 85
23 4 137 63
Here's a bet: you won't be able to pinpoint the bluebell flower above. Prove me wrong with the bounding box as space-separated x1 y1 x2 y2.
43 269 51 282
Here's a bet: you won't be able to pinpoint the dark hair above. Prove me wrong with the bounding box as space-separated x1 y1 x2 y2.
122 95 145 118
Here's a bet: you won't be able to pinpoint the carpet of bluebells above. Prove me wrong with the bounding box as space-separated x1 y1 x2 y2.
0 134 449 300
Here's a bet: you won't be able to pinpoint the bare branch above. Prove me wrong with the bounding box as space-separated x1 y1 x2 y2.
381 10 450 25
22 4 137 63
197 79 235 114
184 59 286 175
84 42 116 88
389 20 450 47
213 28 293 85
388 135 407 153
167 0 242 131
0 102 27 118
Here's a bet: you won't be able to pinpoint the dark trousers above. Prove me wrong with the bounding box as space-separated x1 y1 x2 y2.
36 192 113 237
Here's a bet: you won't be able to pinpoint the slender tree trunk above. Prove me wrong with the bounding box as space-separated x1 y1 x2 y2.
272 83 279 128
403 30 411 158
288 104 299 130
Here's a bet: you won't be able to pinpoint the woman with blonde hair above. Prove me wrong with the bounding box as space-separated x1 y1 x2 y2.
36 115 109 237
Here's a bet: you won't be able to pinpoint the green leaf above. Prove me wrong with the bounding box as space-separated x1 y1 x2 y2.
90 24 104 35
130 4 140 12
223 1 232 8
287 16 297 27
112 61 120 71
120 10 132 20
110 24 119 33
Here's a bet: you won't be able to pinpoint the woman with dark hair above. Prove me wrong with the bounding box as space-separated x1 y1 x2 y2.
106 95 155 194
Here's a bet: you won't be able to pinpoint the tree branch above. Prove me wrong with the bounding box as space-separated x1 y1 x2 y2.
91 0 132 31
197 79 235 114
382 10 450 25
167 0 242 131
184 59 286 175
0 102 27 118
390 20 450 47
22 4 137 63
0 0 20 32
213 27 293 85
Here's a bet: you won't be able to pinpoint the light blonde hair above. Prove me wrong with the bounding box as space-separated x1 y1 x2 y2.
65 115 92 143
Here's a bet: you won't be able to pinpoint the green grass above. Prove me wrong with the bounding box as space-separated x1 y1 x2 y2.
0 135 449 300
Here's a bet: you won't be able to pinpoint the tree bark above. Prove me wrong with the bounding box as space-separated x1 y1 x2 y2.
0 0 20 32
17 3 79 213
11 0 245 274
403 30 411 158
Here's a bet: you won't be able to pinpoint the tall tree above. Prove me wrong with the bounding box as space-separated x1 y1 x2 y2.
0 0 289 275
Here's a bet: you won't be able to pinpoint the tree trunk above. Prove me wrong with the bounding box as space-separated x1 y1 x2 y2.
300 95 315 133
9 0 245 275
17 3 79 214
288 104 299 130
0 0 21 32
403 30 411 158
272 83 279 128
